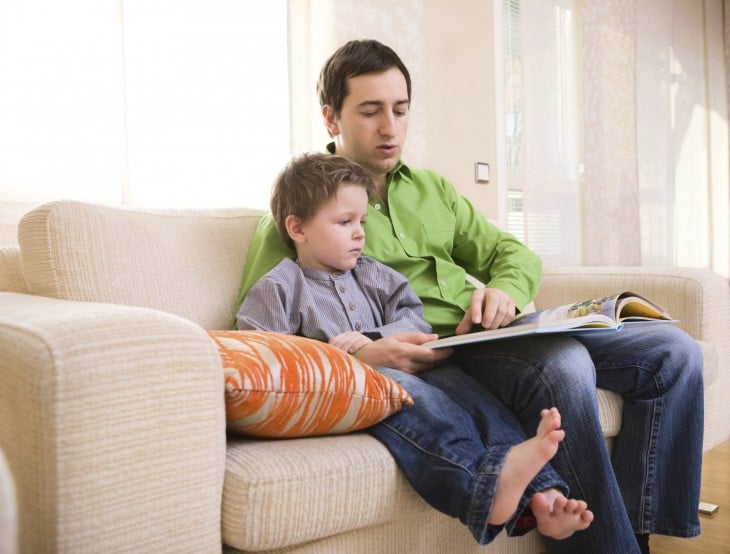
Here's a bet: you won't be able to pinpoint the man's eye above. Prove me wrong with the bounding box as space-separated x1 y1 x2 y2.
362 111 378 117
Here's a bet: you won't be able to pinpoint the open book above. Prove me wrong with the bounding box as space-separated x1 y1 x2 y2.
425 291 676 349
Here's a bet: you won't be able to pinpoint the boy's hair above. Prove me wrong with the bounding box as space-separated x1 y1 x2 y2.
271 152 374 249
317 39 412 117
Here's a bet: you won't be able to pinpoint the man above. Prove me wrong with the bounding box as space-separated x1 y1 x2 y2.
238 39 703 553
237 152 593 545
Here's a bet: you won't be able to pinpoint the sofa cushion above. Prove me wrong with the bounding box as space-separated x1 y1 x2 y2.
221 434 549 553
17 200 265 329
210 330 414 438
222 434 424 550
0 247 27 294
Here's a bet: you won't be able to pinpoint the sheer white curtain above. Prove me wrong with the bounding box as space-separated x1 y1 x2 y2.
505 0 729 276
636 0 729 276
503 0 583 267
0 0 290 246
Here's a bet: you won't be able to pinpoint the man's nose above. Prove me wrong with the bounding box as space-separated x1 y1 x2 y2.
379 113 396 137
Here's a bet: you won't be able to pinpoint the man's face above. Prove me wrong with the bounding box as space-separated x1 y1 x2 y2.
323 67 410 181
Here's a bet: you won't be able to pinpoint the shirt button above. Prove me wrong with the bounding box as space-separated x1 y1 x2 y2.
339 286 346 292
349 303 356 310
374 203 381 210
399 232 405 238
441 280 447 286
355 323 362 331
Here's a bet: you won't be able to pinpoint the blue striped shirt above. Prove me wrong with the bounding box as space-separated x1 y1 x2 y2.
236 256 431 340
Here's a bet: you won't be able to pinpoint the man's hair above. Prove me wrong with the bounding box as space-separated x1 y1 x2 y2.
317 39 412 116
271 152 374 249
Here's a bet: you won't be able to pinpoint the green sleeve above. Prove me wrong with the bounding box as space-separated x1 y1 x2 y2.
449 184 542 311
233 214 296 328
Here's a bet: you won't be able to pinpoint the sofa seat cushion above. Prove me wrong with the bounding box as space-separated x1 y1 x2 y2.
221 387 628 551
222 434 432 551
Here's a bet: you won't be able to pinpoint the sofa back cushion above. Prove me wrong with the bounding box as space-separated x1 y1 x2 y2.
0 247 28 294
18 200 265 329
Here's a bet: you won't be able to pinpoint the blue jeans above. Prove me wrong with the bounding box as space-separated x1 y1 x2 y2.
453 324 704 553
369 364 568 544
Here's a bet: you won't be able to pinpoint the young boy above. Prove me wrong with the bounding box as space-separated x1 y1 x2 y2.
236 152 593 544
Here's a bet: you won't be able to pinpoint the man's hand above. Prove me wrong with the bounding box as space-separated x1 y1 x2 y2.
354 332 452 374
329 331 373 354
455 287 516 335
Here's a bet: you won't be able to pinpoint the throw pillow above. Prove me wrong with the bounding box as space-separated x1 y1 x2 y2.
208 330 414 438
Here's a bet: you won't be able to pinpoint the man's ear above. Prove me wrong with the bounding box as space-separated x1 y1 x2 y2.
322 105 339 136
285 215 306 245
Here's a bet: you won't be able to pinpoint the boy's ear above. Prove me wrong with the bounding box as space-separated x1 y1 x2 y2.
322 105 339 136
285 215 306 244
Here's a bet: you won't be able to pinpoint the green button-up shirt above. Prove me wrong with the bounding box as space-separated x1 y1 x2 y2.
237 152 542 337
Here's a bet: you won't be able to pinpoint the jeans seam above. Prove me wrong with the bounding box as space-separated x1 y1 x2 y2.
379 420 475 473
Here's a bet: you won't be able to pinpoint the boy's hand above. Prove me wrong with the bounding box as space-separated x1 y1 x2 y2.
455 287 516 334
329 331 373 354
355 332 452 374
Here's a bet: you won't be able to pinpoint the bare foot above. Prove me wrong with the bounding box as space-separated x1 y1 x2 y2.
531 489 594 539
488 407 565 525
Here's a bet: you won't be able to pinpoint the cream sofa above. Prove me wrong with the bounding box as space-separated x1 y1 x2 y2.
0 200 728 554
0 448 17 554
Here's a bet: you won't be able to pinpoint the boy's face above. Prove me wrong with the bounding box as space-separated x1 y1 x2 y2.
292 183 369 273
323 67 410 184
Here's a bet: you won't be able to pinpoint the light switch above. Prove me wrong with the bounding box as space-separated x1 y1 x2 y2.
474 162 490 184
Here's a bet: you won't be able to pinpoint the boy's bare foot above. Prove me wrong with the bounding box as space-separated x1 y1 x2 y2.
488 407 565 525
530 489 594 539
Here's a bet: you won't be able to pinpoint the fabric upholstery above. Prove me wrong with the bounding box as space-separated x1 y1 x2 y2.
3 200 728 554
18 201 265 330
210 330 413 437
0 292 226 553
0 247 27 294
0 447 17 554
222 433 544 553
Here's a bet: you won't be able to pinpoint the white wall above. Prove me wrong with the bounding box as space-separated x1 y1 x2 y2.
422 0 502 224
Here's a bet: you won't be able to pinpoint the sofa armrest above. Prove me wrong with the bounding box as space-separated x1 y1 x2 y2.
0 447 17 554
0 293 226 553
537 266 729 344
538 266 730 448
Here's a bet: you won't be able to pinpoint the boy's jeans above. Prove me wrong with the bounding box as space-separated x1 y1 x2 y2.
454 323 703 553
370 364 568 545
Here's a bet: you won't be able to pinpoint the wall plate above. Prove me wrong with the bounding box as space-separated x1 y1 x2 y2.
474 162 490 184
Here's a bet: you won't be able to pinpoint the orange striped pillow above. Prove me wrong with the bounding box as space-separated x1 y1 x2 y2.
209 330 414 438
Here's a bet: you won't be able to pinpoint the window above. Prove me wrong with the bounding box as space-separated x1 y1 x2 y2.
0 0 289 245
501 0 583 266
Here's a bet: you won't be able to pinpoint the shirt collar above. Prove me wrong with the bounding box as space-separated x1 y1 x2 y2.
325 142 411 183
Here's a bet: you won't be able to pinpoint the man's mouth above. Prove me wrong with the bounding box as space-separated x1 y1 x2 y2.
377 144 398 155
